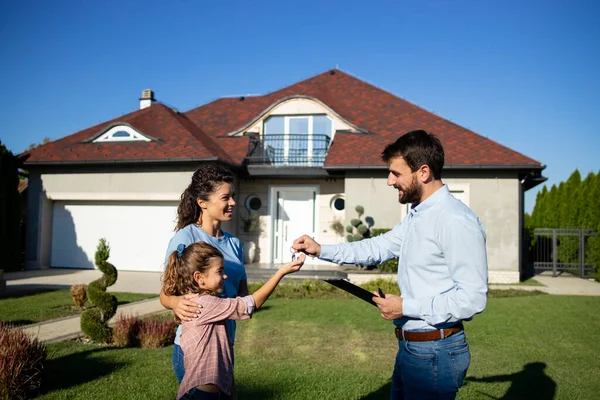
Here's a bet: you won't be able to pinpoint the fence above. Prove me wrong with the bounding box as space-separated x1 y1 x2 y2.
530 228 597 278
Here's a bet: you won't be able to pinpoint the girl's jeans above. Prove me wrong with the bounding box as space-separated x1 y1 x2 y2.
390 330 470 400
181 388 221 399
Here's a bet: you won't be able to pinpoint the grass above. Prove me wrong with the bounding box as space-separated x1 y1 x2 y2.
0 289 157 326
33 292 600 399
490 277 545 286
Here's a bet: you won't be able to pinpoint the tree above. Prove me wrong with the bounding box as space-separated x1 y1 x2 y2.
0 141 23 271
559 170 581 228
530 185 548 228
26 137 52 152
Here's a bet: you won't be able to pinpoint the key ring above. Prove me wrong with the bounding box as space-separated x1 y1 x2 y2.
290 246 298 261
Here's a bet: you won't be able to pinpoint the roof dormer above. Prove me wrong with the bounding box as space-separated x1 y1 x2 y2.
91 124 153 143
227 95 369 137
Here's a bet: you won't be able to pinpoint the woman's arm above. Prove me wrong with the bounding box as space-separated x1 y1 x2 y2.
160 288 202 321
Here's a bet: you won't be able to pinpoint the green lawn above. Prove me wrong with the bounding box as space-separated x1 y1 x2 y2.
34 293 600 399
0 290 157 326
491 277 545 286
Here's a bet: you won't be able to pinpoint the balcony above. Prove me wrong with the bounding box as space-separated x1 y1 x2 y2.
245 134 331 167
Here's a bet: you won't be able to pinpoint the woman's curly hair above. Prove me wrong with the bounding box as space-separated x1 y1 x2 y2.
176 163 235 230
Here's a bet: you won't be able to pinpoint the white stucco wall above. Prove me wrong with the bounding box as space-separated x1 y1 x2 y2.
344 173 408 231
25 166 524 282
237 178 345 264
344 174 521 283
25 168 238 269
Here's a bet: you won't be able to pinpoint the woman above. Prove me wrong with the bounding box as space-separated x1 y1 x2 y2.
161 163 248 386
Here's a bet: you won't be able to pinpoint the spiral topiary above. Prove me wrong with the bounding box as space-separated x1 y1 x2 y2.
346 205 374 243
80 238 118 343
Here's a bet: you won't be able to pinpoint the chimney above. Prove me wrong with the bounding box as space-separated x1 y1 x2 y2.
139 89 155 109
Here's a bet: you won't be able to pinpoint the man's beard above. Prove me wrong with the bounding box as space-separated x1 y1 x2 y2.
397 174 422 205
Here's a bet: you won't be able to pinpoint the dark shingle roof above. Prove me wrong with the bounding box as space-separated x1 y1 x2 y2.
24 70 542 169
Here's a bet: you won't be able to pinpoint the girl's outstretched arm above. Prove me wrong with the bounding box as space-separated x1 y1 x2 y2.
252 254 306 309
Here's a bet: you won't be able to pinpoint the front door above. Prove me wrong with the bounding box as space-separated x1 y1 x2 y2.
272 187 316 263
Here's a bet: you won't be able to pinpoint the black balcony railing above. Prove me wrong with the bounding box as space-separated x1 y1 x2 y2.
245 134 331 166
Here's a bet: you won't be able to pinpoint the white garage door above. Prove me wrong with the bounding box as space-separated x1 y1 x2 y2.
51 201 178 271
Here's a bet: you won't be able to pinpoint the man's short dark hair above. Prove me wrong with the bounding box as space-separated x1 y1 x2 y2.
381 130 445 180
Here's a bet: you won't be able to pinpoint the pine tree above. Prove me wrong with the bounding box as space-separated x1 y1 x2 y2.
585 172 600 279
542 185 558 228
559 170 581 228
578 172 596 227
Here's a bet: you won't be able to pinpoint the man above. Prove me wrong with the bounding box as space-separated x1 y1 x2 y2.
293 130 488 400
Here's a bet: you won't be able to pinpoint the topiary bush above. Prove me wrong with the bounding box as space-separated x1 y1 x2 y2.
80 238 118 343
0 321 47 400
69 284 88 310
345 205 374 243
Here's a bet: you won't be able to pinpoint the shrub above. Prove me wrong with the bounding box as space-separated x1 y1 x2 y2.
370 228 390 237
369 229 399 272
69 284 88 310
138 316 177 349
0 322 47 400
361 278 400 296
248 279 339 299
329 219 345 237
112 314 142 348
81 238 118 343
377 259 399 273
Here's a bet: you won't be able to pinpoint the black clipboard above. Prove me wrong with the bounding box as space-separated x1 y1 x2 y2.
324 278 378 306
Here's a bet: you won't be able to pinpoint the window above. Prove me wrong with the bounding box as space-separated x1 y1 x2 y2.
245 195 262 211
112 131 131 138
92 125 152 143
330 195 345 213
263 115 332 165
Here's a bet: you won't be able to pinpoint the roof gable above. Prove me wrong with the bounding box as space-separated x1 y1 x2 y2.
23 103 235 165
185 69 543 168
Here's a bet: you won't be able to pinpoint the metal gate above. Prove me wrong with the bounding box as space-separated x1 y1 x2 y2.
531 228 597 278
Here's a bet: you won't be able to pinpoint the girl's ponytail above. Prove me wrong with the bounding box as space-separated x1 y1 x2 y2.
163 250 186 297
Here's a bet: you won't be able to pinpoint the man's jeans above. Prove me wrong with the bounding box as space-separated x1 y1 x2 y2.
173 343 185 383
391 330 470 400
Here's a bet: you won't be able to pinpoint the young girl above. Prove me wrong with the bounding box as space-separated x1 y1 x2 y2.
163 241 306 400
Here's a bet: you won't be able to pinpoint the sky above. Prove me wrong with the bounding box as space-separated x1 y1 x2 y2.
1 0 598 213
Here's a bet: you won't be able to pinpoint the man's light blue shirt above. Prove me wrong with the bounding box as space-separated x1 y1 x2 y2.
320 185 488 332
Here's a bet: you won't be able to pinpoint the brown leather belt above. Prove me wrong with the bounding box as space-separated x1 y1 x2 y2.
395 323 464 342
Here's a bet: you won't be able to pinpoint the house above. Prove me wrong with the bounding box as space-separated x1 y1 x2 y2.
21 70 546 283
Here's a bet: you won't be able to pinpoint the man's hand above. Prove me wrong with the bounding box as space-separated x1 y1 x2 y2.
172 294 202 321
292 235 322 258
372 293 403 320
